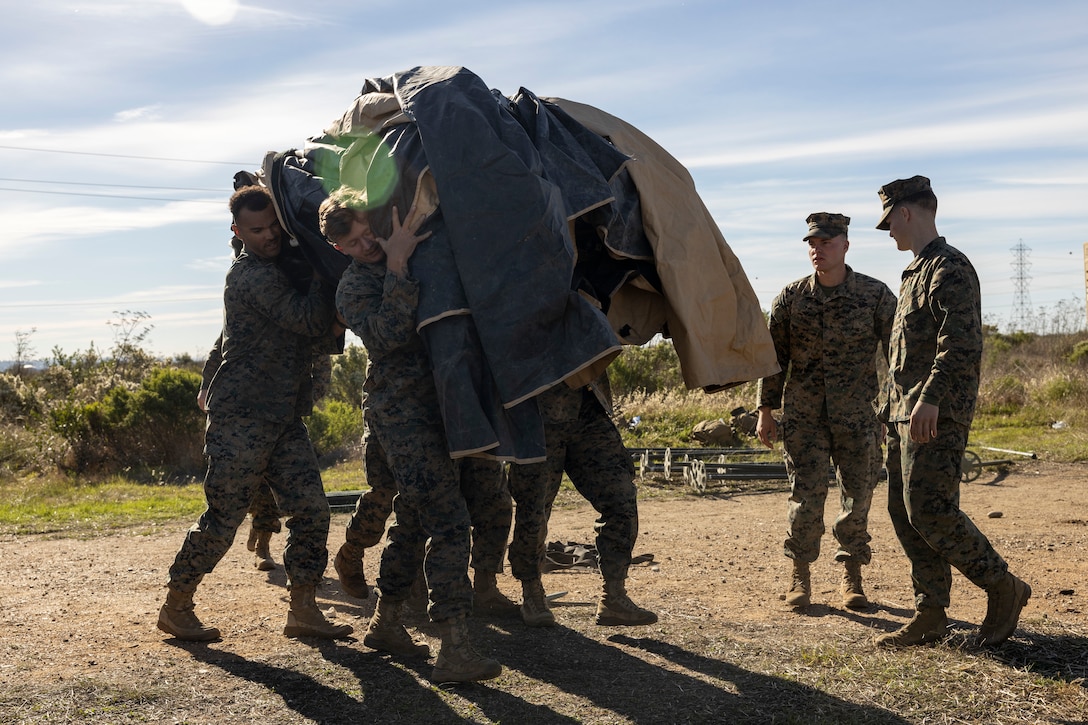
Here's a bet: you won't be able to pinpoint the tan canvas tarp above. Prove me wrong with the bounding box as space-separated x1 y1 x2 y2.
551 98 780 390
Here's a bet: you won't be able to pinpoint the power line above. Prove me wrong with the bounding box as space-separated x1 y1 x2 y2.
0 296 222 309
0 187 221 204
0 143 252 166
0 177 226 192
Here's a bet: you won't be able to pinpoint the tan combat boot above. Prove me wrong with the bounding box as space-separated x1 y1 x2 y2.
595 578 657 626
875 607 949 648
333 543 369 599
520 578 556 627
841 560 868 610
432 615 502 683
363 596 430 658
253 531 276 571
977 572 1031 646
785 560 811 608
473 570 520 615
246 525 259 552
157 586 220 641
283 585 354 639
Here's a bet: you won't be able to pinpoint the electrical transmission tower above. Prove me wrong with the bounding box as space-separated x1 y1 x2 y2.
1010 239 1032 332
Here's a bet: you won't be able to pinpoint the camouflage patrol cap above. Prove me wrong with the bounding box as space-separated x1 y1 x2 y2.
876 175 932 230
803 212 850 241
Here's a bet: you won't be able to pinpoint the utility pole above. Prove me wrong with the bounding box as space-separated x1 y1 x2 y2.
1010 239 1031 332
1083 242 1088 328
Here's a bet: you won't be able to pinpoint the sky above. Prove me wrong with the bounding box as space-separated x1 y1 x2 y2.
2 0 1087 363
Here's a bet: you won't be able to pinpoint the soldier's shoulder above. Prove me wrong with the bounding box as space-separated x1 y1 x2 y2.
852 271 895 294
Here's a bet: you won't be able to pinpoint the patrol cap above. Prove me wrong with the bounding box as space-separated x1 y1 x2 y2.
876 175 932 230
803 212 850 241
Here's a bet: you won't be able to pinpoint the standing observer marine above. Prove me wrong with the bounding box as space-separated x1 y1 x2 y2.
756 213 896 610
158 185 351 642
873 175 1030 648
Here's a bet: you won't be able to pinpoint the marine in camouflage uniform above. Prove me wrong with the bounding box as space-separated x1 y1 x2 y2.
757 212 895 610
199 246 336 572
158 186 351 642
507 376 657 627
324 193 501 682
873 175 1030 648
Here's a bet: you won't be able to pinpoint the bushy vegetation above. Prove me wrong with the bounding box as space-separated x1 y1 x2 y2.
4 305 1088 486
0 313 366 482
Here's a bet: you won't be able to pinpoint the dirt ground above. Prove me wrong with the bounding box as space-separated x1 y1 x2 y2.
1 460 1086 723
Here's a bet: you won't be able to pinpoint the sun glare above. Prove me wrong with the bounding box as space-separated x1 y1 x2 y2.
179 0 240 26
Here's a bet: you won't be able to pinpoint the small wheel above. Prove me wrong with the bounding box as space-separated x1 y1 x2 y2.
961 450 982 483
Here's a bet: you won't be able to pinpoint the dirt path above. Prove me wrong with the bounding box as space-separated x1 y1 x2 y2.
1 461 1085 723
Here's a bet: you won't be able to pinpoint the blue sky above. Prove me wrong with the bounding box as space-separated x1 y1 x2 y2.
2 0 1087 362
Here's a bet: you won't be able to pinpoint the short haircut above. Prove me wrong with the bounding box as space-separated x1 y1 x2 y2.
899 189 938 214
319 186 369 242
229 185 273 220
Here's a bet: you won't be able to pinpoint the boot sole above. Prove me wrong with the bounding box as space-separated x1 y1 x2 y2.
283 625 354 639
363 634 431 658
156 618 220 641
595 613 658 626
431 664 502 683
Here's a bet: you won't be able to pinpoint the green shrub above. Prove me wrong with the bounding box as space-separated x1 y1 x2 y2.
308 399 364 459
610 340 685 396
49 368 204 474
1035 374 1086 404
1068 341 1088 365
0 373 47 424
328 345 368 406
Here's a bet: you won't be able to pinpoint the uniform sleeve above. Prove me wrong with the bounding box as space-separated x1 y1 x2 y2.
875 284 897 366
756 289 791 409
336 265 421 357
200 333 223 391
919 261 982 408
236 263 335 338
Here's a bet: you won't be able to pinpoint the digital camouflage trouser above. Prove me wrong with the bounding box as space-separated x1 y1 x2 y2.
507 394 638 583
368 420 474 621
168 417 331 591
343 430 511 572
886 422 1007 610
782 415 880 564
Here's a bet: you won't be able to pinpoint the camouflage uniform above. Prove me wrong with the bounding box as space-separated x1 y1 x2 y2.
758 266 896 565
336 259 474 621
886 237 1007 609
168 252 337 592
507 379 639 583
343 428 511 573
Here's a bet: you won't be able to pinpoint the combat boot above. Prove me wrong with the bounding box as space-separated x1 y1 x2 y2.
157 586 220 641
595 578 657 626
785 560 811 608
520 578 556 627
253 531 276 571
473 570 519 616
363 596 430 658
977 572 1031 646
246 525 259 552
875 607 948 648
333 543 369 600
841 560 868 610
283 585 354 639
432 615 502 683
